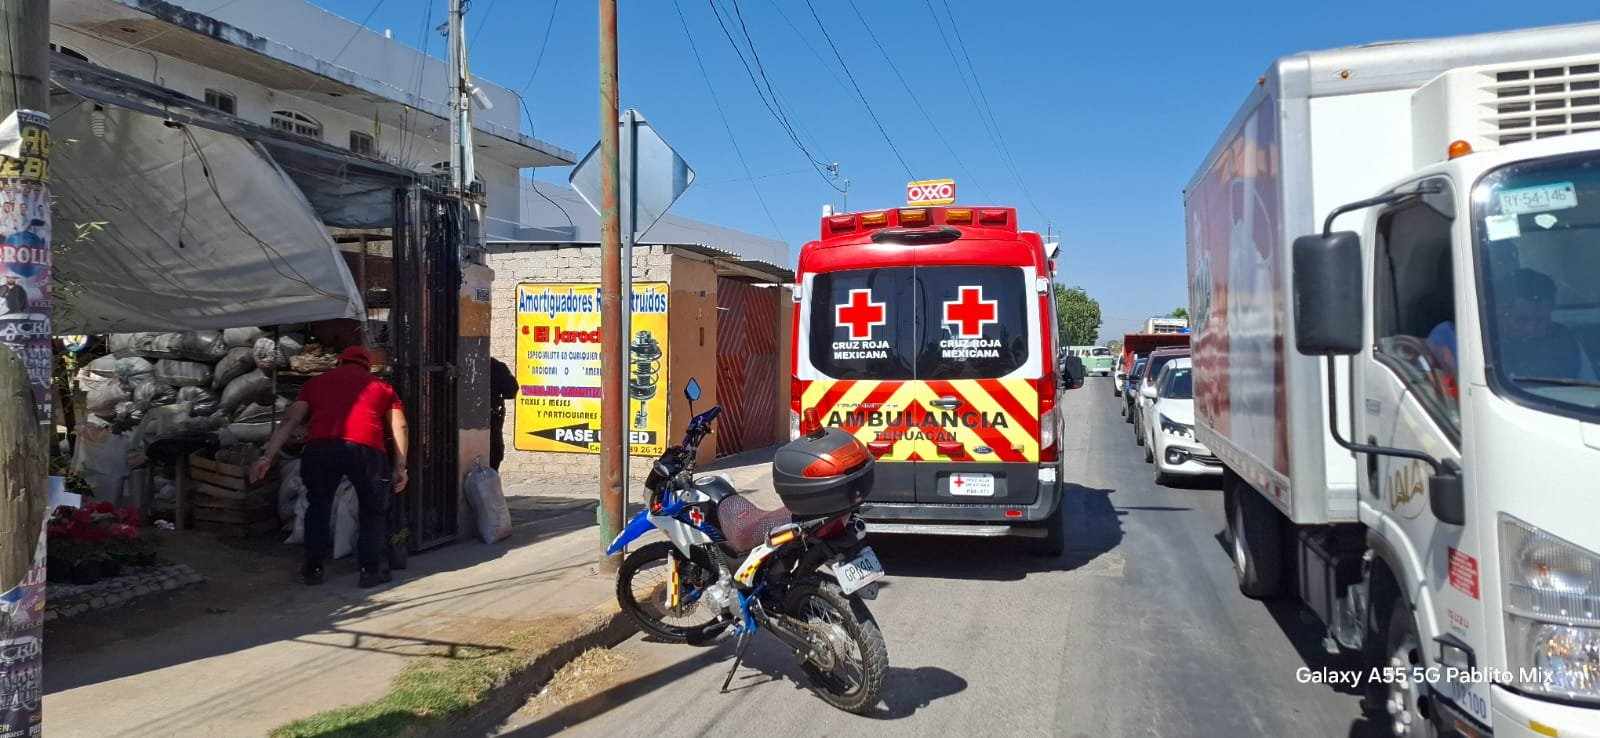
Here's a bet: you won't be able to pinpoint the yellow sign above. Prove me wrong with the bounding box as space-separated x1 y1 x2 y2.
513 282 670 456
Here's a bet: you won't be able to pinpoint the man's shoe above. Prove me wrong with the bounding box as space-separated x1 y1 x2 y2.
301 564 325 585
358 568 393 588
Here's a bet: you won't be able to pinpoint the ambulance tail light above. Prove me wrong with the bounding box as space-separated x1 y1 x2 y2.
826 214 856 235
978 208 1010 226
1039 378 1059 463
791 377 806 438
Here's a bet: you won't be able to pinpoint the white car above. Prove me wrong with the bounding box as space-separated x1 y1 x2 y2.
1140 358 1222 484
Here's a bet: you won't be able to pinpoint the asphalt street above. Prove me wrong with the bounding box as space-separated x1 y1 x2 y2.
498 378 1380 737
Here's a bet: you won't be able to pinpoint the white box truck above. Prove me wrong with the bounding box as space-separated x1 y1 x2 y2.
1187 22 1600 738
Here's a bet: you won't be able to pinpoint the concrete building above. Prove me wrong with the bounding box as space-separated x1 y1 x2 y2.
51 0 574 234
489 182 793 482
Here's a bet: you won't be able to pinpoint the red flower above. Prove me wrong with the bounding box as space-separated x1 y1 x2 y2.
109 524 138 541
115 508 141 527
46 523 69 539
72 508 93 526
92 501 115 514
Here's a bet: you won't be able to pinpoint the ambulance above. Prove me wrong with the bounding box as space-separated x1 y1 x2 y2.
790 205 1066 555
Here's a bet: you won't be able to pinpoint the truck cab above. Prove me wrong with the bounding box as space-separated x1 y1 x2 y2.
791 206 1065 555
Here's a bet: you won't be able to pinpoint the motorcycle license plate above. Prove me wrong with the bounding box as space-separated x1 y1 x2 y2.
949 473 994 496
836 547 885 596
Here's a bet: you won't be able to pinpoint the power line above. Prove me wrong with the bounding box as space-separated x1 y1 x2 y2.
468 0 498 45
929 0 1045 222
800 0 915 180
724 0 829 169
672 0 786 243
762 0 851 97
517 0 562 94
844 0 988 202
701 0 843 193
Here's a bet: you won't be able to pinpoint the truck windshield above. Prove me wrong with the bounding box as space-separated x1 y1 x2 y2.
1475 151 1600 420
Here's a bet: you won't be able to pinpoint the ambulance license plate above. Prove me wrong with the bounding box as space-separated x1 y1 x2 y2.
836 547 884 596
949 473 995 496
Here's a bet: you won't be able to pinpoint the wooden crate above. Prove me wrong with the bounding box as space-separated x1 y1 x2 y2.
188 452 281 536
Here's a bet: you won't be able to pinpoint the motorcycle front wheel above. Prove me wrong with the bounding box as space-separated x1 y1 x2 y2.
784 580 888 715
616 542 729 644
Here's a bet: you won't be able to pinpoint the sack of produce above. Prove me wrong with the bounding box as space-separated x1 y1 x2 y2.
278 333 306 360
113 356 155 380
233 401 276 424
82 372 128 416
219 370 272 415
223 326 265 348
212 347 256 390
253 337 285 369
177 386 220 416
462 461 512 544
153 359 212 388
110 331 227 361
83 355 120 379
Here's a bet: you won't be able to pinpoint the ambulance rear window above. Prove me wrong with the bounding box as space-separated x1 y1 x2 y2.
917 266 1029 379
809 268 917 380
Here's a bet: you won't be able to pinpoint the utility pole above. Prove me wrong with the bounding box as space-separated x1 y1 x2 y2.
447 0 475 195
596 0 624 572
0 1 52 731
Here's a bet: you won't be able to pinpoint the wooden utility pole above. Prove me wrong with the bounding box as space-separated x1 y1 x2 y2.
0 0 52 731
596 0 624 572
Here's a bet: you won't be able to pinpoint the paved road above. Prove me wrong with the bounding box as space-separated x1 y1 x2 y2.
498 378 1380 737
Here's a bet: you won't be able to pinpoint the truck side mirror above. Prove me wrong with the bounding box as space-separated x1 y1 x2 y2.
1430 460 1466 526
1292 231 1364 356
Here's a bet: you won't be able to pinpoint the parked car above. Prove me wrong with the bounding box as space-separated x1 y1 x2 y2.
1139 358 1220 484
1122 356 1147 421
1131 347 1189 448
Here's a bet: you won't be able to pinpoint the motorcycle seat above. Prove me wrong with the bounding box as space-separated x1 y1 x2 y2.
717 494 792 552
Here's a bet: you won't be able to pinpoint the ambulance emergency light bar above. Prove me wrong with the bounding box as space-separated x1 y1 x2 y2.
821 206 1017 239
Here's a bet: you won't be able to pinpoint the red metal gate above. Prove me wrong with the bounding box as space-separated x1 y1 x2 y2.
715 278 779 456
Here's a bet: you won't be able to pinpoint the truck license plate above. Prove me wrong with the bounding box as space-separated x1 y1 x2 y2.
836 547 885 596
949 473 995 496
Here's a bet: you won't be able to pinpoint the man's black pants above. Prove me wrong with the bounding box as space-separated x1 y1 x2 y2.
301 440 391 570
491 414 506 470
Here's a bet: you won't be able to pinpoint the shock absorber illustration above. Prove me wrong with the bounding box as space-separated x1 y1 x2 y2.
628 330 663 429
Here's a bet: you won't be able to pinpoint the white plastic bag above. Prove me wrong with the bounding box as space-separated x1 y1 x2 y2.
284 493 307 544
154 359 212 388
463 461 511 544
278 458 305 523
223 326 265 348
72 421 131 502
331 481 360 559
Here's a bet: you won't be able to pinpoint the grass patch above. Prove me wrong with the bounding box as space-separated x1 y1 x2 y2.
270 622 580 738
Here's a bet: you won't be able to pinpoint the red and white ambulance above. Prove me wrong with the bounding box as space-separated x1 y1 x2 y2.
790 206 1066 554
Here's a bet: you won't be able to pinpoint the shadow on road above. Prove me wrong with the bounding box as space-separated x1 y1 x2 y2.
504 637 965 735
866 483 1128 582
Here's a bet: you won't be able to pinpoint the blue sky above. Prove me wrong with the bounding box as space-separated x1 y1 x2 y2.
313 0 1594 340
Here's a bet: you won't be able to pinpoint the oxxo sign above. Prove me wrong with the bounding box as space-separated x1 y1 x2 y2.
906 178 957 206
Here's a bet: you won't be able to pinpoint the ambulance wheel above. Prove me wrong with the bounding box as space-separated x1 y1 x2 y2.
1229 477 1285 599
1025 495 1066 557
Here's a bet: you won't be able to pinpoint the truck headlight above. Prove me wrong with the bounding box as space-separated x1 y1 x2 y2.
1159 414 1194 440
1501 514 1600 703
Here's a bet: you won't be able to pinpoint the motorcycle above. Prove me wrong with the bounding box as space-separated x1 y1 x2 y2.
607 378 889 714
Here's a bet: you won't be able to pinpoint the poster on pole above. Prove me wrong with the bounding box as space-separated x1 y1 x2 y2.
513 282 669 456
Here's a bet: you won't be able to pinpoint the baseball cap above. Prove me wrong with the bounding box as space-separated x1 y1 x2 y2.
338 345 372 367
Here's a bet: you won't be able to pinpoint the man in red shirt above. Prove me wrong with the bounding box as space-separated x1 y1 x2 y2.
250 346 409 587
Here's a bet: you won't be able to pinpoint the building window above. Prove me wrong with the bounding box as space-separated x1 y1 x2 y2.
348 130 375 157
204 89 237 116
270 110 322 140
49 44 89 62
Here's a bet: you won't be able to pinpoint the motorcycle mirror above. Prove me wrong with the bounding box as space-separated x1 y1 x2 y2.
684 377 702 403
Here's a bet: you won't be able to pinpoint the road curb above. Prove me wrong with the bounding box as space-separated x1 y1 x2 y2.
423 593 638 738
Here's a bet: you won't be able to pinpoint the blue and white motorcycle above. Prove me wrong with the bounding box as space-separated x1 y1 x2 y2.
608 378 888 714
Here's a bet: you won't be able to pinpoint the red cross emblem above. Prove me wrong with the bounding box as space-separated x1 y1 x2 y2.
835 289 886 341
943 286 998 338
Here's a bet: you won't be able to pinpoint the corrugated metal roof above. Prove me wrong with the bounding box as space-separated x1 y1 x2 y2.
505 180 792 274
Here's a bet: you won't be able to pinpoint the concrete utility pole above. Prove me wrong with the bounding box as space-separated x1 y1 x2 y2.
0 0 52 730
447 0 474 194
596 0 624 572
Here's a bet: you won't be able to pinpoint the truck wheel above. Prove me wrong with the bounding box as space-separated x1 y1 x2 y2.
1381 603 1440 738
1230 479 1285 599
1025 494 1066 557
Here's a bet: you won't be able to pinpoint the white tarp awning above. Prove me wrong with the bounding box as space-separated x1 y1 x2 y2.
48 101 364 334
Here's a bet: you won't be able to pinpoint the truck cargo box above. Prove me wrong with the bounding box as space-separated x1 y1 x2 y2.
1184 22 1600 525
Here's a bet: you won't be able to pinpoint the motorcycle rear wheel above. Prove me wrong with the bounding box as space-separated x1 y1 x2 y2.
783 580 888 715
616 542 729 644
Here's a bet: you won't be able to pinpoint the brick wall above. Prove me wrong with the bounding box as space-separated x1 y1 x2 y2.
485 244 673 493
